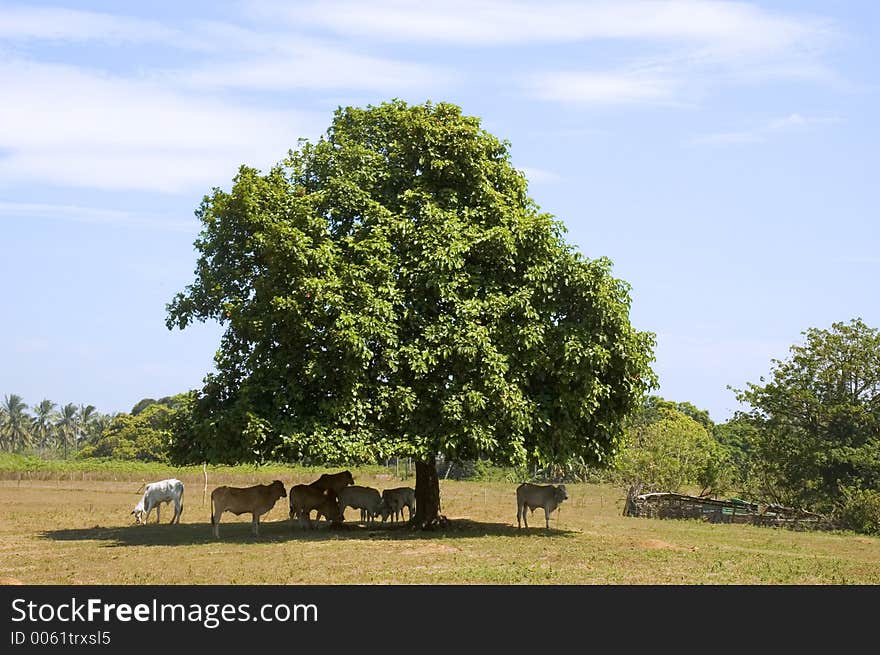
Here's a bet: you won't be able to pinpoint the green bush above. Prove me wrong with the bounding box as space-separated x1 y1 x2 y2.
834 485 880 535
78 403 174 462
615 407 734 496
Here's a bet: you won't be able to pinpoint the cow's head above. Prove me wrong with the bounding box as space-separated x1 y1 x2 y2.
272 480 287 498
342 470 354 486
131 504 146 525
554 485 568 503
379 499 393 522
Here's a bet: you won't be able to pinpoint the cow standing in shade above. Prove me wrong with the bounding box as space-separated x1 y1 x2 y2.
380 487 416 523
289 484 343 528
309 470 354 496
211 480 286 538
516 483 568 529
338 485 384 524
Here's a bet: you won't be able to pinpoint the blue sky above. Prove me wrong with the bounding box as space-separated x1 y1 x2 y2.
1 1 877 424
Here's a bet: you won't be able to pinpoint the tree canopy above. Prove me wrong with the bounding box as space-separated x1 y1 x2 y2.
167 100 656 523
735 318 880 511
617 398 731 497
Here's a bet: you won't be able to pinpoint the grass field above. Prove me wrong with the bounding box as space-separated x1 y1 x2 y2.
1 461 878 585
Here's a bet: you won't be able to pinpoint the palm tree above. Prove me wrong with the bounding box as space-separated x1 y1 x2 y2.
0 405 7 450
78 404 97 445
32 399 58 451
86 411 113 445
56 403 79 459
2 394 33 452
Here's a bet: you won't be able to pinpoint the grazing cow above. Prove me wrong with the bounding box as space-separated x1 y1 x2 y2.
131 478 184 525
338 485 384 524
380 487 416 523
516 483 568 529
309 470 355 496
211 480 286 538
289 484 343 528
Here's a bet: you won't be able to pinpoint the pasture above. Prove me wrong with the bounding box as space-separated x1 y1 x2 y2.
1 464 879 585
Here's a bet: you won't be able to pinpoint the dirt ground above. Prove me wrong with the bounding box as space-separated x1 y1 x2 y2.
2 475 879 584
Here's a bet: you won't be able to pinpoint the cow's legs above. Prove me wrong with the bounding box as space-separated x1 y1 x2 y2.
252 514 259 536
544 508 550 529
517 503 527 529
156 504 161 524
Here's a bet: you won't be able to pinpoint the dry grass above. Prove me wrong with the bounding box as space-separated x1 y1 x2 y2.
1 470 878 585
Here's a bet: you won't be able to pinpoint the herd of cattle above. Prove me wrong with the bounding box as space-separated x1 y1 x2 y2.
129 472 568 537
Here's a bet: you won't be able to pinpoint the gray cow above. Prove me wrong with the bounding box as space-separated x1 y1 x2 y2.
516 483 568 529
338 485 384 524
380 487 416 523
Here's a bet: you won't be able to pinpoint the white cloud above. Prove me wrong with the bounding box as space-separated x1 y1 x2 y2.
252 0 832 55
0 201 195 232
517 166 560 184
249 1 835 107
175 42 450 92
0 59 325 193
529 71 679 105
768 113 840 130
693 113 840 145
0 5 176 43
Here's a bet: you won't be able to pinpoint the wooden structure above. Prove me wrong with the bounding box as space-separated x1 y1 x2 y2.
624 490 831 531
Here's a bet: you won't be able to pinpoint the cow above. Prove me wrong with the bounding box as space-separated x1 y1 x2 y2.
131 478 184 525
289 484 343 529
210 480 286 538
338 485 384 524
309 470 355 496
516 483 568 529
380 487 416 523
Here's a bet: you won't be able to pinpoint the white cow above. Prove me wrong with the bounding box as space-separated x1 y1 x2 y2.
516 482 567 529
338 485 384 524
132 478 184 525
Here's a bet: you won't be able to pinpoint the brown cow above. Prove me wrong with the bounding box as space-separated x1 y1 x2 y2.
309 470 355 496
211 480 287 538
289 484 343 528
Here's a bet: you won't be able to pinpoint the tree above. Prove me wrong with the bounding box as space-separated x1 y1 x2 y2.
56 403 79 459
167 100 656 527
713 414 759 492
1 394 32 451
79 402 175 462
735 318 880 511
616 402 732 497
32 399 58 451
131 398 158 416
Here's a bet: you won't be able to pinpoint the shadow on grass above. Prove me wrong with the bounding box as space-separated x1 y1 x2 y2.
40 518 577 547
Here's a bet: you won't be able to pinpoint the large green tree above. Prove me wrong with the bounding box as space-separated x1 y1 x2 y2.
167 100 656 527
735 318 880 511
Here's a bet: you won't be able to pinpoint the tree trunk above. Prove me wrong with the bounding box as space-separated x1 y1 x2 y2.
412 455 445 529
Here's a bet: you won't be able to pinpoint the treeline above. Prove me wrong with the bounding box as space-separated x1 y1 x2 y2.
610 318 880 535
0 394 187 462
